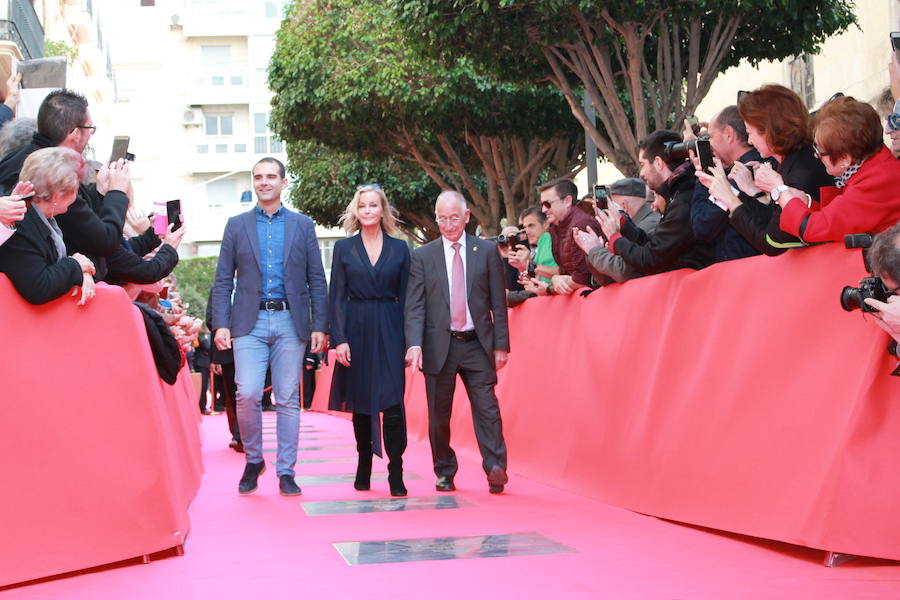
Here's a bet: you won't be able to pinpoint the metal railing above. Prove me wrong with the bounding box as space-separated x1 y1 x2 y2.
0 0 44 60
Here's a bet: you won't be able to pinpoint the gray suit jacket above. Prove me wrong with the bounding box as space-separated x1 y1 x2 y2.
405 234 510 374
210 206 327 340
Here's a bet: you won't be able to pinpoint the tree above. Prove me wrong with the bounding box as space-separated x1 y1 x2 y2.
285 139 444 242
269 0 584 234
392 0 856 176
172 256 218 323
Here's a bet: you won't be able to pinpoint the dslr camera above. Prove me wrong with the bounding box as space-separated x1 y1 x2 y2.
662 136 710 163
497 230 529 250
840 234 891 312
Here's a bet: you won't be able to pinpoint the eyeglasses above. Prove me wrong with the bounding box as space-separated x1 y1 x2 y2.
436 216 462 225
356 183 382 192
540 197 563 210
77 125 97 134
888 113 900 132
813 144 830 159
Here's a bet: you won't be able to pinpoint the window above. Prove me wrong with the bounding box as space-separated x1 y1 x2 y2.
204 115 233 136
230 75 243 86
212 76 225 86
264 2 277 18
234 143 247 153
201 45 231 67
253 112 284 155
141 0 156 6
206 178 239 206
216 144 228 153
197 145 209 154
319 239 335 272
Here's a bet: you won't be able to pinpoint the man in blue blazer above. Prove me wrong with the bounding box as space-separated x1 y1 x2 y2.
211 157 328 496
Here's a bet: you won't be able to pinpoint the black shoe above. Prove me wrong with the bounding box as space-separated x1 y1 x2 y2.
228 439 244 453
487 466 508 494
279 475 302 496
354 454 372 491
200 409 211 415
435 476 455 492
389 474 407 497
238 461 266 495
262 405 276 412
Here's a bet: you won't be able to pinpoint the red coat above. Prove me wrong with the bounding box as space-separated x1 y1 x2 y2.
780 146 900 242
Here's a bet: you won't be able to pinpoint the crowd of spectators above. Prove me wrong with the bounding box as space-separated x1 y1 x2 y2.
0 88 190 383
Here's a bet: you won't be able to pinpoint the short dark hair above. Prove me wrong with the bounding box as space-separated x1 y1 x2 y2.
870 220 900 285
714 105 749 145
637 130 681 164
254 156 286 179
519 205 546 223
37 89 89 145
538 178 578 202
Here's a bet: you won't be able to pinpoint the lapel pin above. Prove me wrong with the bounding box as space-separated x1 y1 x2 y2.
473 246 478 252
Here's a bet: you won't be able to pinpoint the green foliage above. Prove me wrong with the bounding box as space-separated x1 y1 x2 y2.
172 257 218 323
43 40 78 66
285 139 444 241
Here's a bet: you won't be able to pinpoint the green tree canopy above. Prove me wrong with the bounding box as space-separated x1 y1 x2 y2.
392 0 856 175
269 0 584 234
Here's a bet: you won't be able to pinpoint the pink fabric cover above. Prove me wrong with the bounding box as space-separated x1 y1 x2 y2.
0 279 202 587
312 243 900 560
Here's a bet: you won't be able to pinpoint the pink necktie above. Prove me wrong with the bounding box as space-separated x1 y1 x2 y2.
450 242 466 330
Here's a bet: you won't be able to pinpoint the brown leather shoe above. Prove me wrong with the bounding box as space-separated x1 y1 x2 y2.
487 466 508 494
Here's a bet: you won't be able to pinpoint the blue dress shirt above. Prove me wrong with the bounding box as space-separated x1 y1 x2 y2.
255 204 286 300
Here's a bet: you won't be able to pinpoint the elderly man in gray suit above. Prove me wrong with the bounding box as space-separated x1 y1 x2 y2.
405 190 511 494
211 157 328 496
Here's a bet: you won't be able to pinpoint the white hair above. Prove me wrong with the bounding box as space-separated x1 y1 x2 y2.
435 190 467 211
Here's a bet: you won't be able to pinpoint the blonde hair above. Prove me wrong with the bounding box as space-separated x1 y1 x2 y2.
339 184 401 235
20 147 80 203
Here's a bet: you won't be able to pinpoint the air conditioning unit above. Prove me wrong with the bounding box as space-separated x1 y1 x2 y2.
182 107 203 125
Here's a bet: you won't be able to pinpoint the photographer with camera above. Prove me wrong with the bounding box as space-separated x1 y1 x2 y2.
859 222 900 346
508 206 557 282
596 130 712 276
690 106 765 263
530 178 600 296
572 178 661 284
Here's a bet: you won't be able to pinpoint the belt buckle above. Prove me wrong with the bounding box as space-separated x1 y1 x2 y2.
264 300 277 312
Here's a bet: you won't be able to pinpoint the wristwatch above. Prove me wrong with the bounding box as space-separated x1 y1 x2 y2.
770 185 789 202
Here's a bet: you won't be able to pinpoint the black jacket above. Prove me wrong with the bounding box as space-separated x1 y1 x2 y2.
729 144 834 257
105 240 179 285
0 204 83 304
0 134 130 280
613 162 713 275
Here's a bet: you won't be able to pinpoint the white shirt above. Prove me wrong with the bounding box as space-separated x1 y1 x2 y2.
442 235 474 331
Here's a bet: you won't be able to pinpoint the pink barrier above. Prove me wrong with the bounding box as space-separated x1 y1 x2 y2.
311 243 900 560
0 278 202 587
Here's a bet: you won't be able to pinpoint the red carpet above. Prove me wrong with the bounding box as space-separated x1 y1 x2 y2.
5 411 900 599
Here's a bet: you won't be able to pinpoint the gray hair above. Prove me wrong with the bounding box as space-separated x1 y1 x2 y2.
0 118 37 158
436 190 467 211
20 146 81 203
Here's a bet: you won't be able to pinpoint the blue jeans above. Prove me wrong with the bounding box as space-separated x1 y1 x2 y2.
233 310 304 476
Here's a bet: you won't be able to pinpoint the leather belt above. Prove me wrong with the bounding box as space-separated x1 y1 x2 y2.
449 330 477 341
347 297 400 303
260 299 289 311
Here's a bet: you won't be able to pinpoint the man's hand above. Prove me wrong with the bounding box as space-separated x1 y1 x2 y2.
405 346 423 373
163 223 187 249
335 342 351 367
310 331 328 353
214 327 232 350
521 275 547 296
494 349 508 371
106 159 132 193
0 195 26 227
597 209 621 241
864 296 900 344
573 226 603 254
3 72 20 110
508 246 530 272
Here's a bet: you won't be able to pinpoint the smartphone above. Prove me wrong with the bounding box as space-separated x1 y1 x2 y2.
737 90 751 105
695 138 715 173
892 32 900 57
109 136 130 163
166 199 182 231
593 184 610 211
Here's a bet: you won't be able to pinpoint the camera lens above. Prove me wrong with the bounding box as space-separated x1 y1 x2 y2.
840 286 862 311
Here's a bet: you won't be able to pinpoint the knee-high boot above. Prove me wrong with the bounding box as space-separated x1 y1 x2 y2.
352 412 372 491
383 405 408 497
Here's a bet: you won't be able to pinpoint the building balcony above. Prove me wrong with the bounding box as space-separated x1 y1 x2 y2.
0 0 44 60
180 3 283 38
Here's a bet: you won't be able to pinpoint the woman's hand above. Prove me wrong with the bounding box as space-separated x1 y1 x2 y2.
696 158 741 212
71 253 95 275
335 342 351 367
753 162 784 193
163 223 187 249
729 161 762 197
75 273 95 306
126 205 151 234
